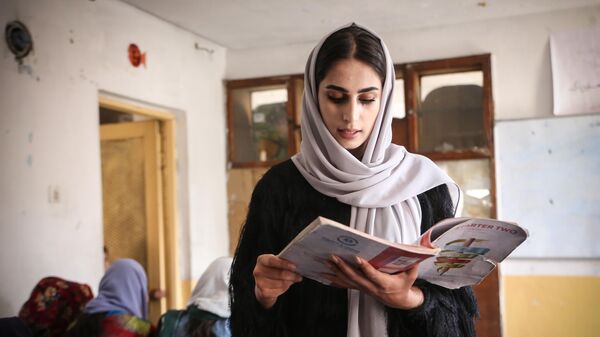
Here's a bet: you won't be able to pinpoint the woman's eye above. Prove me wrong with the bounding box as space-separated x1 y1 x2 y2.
359 98 376 104
327 95 346 103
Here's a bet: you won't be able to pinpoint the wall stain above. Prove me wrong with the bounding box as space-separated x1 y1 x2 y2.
28 132 33 143
26 154 32 167
18 64 33 76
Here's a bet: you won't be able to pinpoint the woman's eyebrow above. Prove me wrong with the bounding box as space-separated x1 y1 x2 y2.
358 86 379 93
325 85 380 93
325 84 348 93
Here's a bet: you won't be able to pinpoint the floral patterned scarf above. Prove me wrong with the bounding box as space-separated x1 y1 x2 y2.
18 276 93 337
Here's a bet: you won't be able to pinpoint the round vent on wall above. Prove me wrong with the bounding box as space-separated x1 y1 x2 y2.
5 20 33 60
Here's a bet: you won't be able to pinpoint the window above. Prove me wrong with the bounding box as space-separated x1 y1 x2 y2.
436 158 492 218
419 71 485 153
395 55 493 156
226 76 303 167
393 54 495 217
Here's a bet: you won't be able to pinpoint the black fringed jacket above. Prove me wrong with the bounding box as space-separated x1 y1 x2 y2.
230 160 478 337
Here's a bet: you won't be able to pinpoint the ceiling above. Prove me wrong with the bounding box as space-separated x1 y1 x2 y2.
120 0 600 50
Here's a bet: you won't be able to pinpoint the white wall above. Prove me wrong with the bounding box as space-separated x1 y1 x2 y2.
226 5 600 122
0 0 228 316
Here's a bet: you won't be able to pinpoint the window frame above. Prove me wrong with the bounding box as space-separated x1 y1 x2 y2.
396 54 494 160
394 53 496 218
226 75 303 168
226 55 494 171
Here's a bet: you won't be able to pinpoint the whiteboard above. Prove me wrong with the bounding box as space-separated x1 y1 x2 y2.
495 114 600 258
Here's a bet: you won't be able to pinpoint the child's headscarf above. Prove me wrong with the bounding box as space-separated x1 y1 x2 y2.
188 256 233 318
292 22 460 337
84 258 149 320
18 276 93 337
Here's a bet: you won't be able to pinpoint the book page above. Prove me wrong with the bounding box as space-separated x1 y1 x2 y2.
279 220 437 285
419 218 528 289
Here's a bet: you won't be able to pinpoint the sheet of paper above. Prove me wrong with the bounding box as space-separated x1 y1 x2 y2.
550 28 600 115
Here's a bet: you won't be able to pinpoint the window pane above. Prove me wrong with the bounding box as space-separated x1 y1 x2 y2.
418 71 485 152
435 158 492 218
392 78 405 119
232 85 288 162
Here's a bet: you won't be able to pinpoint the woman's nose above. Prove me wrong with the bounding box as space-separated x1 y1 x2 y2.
342 100 360 122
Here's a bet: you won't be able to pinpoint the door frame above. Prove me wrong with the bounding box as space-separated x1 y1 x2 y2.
99 95 182 310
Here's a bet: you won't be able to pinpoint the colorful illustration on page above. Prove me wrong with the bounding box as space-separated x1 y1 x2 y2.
434 238 490 275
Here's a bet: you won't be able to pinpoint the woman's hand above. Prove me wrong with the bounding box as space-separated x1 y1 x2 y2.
253 254 303 309
324 255 424 310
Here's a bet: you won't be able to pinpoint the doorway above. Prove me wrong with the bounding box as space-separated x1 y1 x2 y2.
98 96 180 323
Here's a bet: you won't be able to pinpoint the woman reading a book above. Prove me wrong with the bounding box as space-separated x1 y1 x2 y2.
230 23 478 337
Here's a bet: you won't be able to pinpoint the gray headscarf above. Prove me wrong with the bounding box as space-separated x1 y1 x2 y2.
291 22 460 337
84 258 149 320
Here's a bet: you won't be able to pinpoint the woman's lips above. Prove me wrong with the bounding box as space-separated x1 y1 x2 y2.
338 128 361 139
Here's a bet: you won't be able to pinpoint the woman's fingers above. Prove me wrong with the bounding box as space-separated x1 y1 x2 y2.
253 254 303 309
257 254 297 271
330 255 418 289
322 263 359 289
255 254 302 280
354 256 388 286
254 267 302 283
330 255 377 293
254 254 302 294
403 263 420 280
321 274 347 288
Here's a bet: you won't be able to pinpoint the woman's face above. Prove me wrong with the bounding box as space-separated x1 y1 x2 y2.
318 58 382 158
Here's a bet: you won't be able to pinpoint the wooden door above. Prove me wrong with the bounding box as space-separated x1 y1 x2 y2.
100 121 166 324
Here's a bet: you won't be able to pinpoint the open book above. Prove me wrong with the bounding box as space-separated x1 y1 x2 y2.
278 216 528 289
